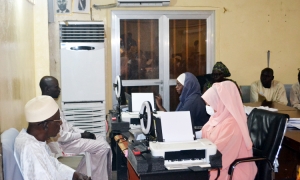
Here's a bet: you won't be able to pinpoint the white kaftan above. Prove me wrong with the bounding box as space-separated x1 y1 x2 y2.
14 129 75 180
290 82 300 109
48 110 112 180
250 80 288 105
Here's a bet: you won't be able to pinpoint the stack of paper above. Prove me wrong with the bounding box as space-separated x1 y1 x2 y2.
244 106 278 115
287 118 300 129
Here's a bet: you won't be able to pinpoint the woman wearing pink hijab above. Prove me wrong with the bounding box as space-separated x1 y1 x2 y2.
201 81 257 180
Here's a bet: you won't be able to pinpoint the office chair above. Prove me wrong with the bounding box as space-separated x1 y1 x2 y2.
228 109 289 180
1 128 23 180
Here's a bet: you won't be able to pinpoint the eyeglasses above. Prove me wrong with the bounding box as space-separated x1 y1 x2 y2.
38 119 62 126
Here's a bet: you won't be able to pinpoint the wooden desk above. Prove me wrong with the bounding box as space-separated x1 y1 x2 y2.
276 129 300 180
278 110 300 118
244 102 297 111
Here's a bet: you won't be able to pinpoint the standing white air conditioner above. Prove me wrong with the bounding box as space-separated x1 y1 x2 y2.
60 21 106 137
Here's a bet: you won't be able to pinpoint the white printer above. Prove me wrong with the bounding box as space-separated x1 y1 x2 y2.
143 109 217 170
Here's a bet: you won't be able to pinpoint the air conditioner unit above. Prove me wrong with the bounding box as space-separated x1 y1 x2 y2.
59 21 106 137
117 0 170 6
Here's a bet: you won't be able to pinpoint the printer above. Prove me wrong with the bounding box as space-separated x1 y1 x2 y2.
128 101 220 172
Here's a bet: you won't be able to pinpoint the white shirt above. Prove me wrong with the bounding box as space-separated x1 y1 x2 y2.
14 129 75 180
290 82 300 109
250 80 288 105
58 109 85 144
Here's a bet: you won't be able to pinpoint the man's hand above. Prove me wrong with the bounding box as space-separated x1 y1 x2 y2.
72 172 91 180
81 131 96 140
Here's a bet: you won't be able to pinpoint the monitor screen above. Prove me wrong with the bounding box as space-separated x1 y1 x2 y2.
131 93 156 112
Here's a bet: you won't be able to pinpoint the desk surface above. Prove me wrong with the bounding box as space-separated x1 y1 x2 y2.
285 129 300 143
278 110 300 118
244 102 297 111
244 102 300 118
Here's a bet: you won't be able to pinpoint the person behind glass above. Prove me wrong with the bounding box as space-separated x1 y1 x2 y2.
203 61 242 98
155 72 210 128
201 81 257 179
14 96 90 180
57 0 70 13
290 68 300 109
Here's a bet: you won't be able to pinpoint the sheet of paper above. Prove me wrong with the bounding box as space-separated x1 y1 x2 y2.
131 93 155 112
290 118 300 121
288 123 300 129
160 111 194 142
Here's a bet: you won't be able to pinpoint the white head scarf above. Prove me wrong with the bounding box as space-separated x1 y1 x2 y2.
177 73 186 86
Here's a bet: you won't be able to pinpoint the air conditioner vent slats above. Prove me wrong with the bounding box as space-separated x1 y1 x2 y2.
60 23 104 43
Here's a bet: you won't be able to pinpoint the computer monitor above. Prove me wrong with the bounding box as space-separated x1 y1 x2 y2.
131 93 156 112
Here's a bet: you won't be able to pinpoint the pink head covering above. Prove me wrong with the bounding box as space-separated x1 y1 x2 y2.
202 81 252 150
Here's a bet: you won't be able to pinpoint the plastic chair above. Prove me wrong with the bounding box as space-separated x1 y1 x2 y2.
1 128 23 180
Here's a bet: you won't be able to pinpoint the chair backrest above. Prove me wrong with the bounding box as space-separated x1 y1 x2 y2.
240 85 251 103
247 109 288 179
1 128 23 180
247 109 288 160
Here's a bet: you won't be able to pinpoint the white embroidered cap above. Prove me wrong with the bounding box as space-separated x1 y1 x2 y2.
177 73 186 86
25 95 58 123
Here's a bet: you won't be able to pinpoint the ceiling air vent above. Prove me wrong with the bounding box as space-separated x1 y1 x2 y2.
59 22 104 43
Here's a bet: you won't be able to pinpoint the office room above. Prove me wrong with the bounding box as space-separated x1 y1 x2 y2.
1 0 300 179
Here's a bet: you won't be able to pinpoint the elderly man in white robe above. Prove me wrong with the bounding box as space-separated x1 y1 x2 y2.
40 76 112 180
290 69 300 109
250 67 288 105
14 95 90 180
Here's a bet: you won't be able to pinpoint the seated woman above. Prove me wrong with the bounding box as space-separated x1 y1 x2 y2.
155 72 210 128
290 68 300 109
203 61 242 97
201 81 257 179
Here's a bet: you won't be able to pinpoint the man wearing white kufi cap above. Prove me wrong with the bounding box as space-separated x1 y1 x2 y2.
39 76 112 180
14 96 90 180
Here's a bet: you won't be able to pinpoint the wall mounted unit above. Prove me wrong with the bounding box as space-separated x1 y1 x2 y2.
60 21 106 136
117 0 170 6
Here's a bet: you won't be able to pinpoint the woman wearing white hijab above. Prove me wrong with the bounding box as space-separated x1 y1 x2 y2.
155 72 209 127
201 81 257 180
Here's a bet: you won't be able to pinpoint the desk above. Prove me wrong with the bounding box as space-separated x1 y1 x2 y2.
127 160 209 180
276 129 300 180
107 111 130 180
115 135 221 180
244 102 297 111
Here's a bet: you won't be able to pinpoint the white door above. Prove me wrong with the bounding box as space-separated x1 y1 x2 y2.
111 11 215 110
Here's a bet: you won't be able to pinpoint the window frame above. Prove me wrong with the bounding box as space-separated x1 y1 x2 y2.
111 10 215 109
